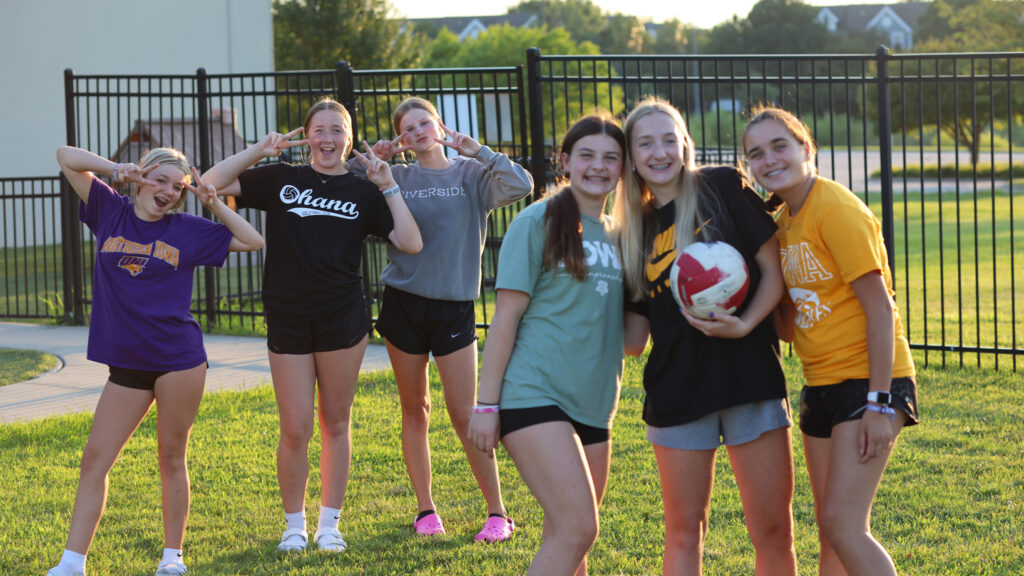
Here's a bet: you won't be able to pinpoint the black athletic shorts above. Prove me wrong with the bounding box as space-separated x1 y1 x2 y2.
374 286 477 356
799 376 920 438
108 361 206 391
266 300 371 355
500 405 609 446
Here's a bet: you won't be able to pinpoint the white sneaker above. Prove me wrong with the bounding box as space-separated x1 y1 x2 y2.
277 527 308 552
313 527 347 552
47 567 85 576
155 560 188 575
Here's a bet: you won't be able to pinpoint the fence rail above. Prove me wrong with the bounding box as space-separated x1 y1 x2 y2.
1 48 1019 370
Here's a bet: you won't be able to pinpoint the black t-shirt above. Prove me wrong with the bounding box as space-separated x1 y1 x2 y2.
635 166 787 427
236 163 394 321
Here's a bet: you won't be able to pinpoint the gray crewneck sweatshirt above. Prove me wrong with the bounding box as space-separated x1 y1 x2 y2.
349 146 533 300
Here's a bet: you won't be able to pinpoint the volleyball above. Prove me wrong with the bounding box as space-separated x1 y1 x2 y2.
670 241 750 319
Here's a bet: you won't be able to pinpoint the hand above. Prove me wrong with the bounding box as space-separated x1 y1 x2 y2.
679 305 752 339
435 121 481 158
114 162 158 187
858 409 896 463
468 412 500 456
370 137 411 162
351 141 396 189
254 127 307 159
186 166 219 209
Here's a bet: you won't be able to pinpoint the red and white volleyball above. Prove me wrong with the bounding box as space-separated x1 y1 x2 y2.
670 241 750 319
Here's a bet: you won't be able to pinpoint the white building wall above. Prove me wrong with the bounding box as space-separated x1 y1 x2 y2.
0 0 273 179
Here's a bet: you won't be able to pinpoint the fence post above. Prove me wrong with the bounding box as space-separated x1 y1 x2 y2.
62 68 85 325
197 68 218 327
875 46 897 281
526 48 546 197
336 61 357 136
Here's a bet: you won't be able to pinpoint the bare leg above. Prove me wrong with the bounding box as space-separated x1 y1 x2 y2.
726 427 798 576
315 335 367 509
572 439 611 576
503 422 599 576
805 416 906 576
268 352 317 514
385 340 436 513
64 382 154 553
435 343 507 515
652 444 717 576
153 363 206 549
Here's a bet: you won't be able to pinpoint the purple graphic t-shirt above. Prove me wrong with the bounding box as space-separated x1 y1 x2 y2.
79 177 233 371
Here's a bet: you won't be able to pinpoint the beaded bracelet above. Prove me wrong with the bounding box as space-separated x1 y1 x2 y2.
112 163 120 182
865 403 896 421
472 405 500 414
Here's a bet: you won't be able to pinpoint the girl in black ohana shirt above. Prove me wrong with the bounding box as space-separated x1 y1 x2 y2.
204 98 421 554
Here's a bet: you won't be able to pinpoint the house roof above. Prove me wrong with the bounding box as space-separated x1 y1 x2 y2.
110 109 247 170
819 2 930 33
409 13 538 36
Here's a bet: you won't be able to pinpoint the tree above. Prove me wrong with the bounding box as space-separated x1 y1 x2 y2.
894 0 1024 165
273 0 423 71
509 0 606 47
647 18 698 55
703 0 876 54
598 14 648 55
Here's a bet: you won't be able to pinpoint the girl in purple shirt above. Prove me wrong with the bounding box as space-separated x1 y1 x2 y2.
48 146 264 576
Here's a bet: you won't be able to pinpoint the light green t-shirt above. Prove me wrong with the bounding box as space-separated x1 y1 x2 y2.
496 200 624 429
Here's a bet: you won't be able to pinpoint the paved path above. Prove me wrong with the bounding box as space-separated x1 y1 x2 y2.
0 322 391 424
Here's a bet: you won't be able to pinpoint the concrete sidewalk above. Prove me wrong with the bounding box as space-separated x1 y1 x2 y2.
0 321 391 424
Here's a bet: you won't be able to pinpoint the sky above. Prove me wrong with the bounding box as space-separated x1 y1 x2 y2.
389 0 896 30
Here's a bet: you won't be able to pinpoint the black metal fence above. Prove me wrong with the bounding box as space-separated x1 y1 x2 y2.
1 47 1020 370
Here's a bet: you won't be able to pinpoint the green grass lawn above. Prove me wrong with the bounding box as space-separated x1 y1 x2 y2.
0 347 58 386
1 354 1021 575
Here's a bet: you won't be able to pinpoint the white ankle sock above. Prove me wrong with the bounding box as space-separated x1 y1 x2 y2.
284 510 306 532
318 506 341 531
59 549 86 572
160 548 183 565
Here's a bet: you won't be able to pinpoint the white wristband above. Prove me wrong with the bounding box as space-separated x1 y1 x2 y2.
381 184 400 198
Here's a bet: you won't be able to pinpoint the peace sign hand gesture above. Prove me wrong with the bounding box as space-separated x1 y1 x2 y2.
435 121 482 158
352 141 397 190
254 127 307 159
370 137 412 162
186 166 220 209
114 162 159 187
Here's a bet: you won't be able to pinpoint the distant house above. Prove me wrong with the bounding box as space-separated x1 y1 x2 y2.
110 109 246 169
815 3 930 51
409 13 539 41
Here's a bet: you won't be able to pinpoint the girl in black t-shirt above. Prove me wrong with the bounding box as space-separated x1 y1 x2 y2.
613 96 796 575
204 99 421 553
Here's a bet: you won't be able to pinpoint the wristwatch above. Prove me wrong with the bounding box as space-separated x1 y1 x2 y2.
866 391 893 406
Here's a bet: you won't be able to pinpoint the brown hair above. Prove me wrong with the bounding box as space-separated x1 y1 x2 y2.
391 96 441 135
742 105 818 211
543 111 626 281
303 98 354 159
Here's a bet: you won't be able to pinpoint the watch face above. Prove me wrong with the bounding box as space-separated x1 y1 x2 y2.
868 391 892 405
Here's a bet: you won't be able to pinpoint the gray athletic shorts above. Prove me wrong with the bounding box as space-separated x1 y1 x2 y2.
647 398 792 450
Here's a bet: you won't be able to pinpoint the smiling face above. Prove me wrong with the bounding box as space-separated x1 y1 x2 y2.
561 133 624 203
629 111 687 192
743 118 815 199
133 163 189 222
305 107 352 173
397 107 442 155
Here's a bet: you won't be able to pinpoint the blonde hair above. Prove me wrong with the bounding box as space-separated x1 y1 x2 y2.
612 96 713 300
303 98 354 159
129 147 191 212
